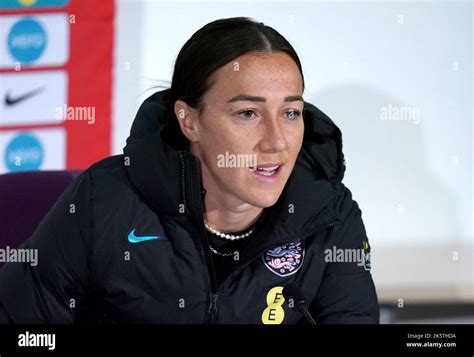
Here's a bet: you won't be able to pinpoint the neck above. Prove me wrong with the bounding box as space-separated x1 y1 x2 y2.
193 148 264 232
203 189 263 233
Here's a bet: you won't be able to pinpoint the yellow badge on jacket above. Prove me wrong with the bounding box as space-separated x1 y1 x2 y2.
261 286 285 324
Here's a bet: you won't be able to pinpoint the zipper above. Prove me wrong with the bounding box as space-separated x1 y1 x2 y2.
208 293 219 324
180 151 219 324
179 151 187 210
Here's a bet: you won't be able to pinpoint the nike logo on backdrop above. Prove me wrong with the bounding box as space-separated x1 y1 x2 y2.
4 87 44 106
127 229 167 243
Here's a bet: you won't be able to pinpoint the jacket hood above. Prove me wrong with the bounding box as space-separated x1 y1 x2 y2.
123 89 346 235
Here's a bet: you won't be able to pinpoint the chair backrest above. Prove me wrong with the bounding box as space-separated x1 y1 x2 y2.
0 170 83 250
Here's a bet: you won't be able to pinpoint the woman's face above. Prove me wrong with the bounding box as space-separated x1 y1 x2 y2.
185 52 304 209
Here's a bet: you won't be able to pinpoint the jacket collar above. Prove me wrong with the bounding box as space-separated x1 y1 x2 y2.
123 90 346 237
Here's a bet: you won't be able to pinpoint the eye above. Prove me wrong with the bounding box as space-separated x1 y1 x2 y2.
237 109 258 120
285 109 301 120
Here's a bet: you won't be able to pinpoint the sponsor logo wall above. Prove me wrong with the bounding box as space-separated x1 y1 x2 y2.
0 0 114 173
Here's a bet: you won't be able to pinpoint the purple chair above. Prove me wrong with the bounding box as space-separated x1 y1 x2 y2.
0 170 83 251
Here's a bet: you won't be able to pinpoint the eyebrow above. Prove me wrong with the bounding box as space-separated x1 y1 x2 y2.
227 94 304 103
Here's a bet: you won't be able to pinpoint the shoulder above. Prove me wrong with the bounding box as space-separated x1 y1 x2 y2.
329 182 370 251
88 154 130 189
61 154 143 233
79 154 141 205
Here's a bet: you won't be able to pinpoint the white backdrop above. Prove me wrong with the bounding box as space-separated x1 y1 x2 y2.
112 0 473 302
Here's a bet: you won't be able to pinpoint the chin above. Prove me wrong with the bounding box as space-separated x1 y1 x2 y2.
242 191 282 208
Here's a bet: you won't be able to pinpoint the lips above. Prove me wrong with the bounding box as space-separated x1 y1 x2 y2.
249 163 283 177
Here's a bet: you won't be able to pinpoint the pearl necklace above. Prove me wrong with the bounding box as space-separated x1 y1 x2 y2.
204 222 255 241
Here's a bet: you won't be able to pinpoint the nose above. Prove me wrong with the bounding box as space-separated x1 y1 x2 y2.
259 116 289 153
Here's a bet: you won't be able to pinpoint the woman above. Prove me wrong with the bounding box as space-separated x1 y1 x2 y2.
0 17 379 324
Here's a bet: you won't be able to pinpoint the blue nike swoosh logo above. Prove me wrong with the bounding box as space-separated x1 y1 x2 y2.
127 229 167 243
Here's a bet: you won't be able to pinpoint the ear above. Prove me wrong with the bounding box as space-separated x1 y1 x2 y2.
174 100 200 143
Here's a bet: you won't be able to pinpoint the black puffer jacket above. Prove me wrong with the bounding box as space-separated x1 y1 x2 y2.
0 90 379 324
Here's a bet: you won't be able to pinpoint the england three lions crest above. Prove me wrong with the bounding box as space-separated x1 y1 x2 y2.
262 241 305 277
